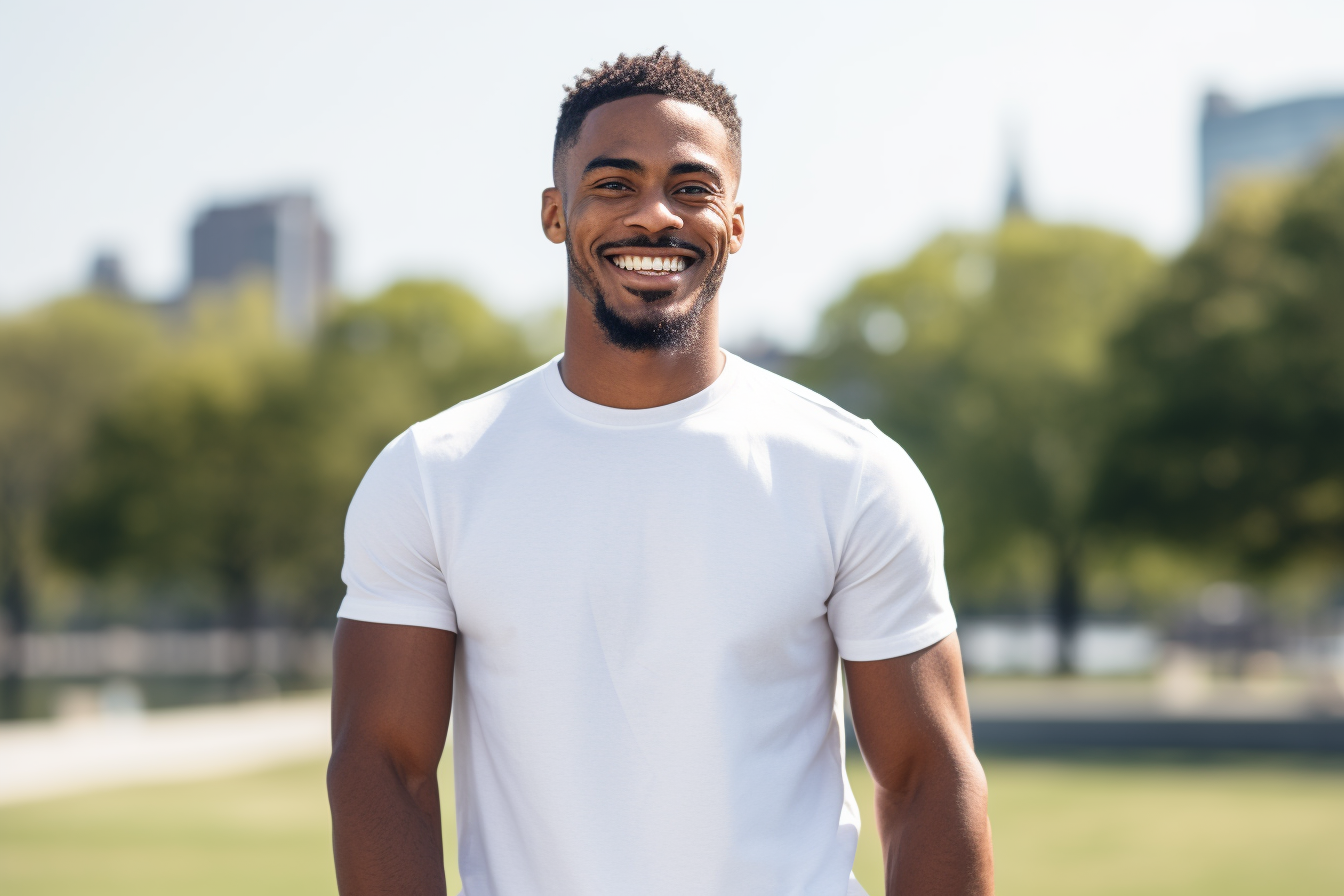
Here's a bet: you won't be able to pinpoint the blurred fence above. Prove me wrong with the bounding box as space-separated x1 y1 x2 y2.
0 627 334 679
960 620 1158 676
6 622 1342 682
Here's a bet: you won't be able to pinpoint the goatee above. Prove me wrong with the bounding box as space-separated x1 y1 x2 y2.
566 241 725 353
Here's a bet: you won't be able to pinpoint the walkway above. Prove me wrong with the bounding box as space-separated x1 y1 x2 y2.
0 692 331 805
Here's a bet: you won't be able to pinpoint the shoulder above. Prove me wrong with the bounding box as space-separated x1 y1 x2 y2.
408 359 554 463
732 357 936 513
731 355 902 460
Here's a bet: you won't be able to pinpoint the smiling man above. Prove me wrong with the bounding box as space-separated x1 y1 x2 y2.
327 49 993 896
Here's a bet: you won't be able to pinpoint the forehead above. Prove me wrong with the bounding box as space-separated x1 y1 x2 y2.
564 95 735 179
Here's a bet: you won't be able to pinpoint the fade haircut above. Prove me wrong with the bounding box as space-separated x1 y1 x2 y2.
553 47 741 170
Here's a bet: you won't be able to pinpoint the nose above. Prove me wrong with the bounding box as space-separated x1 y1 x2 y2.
622 190 683 234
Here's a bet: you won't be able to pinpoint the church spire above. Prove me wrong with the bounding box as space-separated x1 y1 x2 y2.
1003 147 1030 220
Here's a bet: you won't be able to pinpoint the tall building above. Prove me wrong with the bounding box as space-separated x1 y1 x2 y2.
188 192 335 337
1200 90 1344 218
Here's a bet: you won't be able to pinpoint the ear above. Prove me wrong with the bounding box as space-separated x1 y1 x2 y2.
728 201 745 254
541 187 566 244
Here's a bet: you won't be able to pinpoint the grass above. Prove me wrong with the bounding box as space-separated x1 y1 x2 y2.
1 754 1342 895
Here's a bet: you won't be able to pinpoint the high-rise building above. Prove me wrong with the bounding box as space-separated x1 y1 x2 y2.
1200 90 1344 218
188 192 335 337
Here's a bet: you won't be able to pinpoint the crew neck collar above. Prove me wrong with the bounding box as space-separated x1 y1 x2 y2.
542 350 740 427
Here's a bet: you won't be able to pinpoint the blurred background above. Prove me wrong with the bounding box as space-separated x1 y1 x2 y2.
2 1 1344 894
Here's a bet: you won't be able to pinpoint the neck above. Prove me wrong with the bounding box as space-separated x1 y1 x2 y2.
558 292 725 410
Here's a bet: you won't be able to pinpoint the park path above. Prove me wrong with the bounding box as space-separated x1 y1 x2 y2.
0 692 331 806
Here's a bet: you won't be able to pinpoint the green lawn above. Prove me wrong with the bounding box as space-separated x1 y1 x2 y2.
1 754 1341 895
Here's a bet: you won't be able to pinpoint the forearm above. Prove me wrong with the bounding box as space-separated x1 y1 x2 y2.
874 753 992 895
328 746 447 895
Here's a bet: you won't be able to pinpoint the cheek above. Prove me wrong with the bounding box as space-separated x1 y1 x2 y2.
569 199 616 240
697 204 735 249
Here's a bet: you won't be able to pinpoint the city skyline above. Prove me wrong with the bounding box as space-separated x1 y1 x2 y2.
4 0 1344 345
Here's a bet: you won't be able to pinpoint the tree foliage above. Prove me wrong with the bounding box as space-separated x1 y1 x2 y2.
1097 152 1344 573
0 296 162 637
794 219 1157 667
38 280 539 629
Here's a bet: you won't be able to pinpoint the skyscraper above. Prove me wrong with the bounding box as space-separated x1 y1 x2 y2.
1200 90 1344 218
188 192 335 337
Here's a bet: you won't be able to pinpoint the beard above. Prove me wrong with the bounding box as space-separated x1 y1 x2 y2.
566 237 726 353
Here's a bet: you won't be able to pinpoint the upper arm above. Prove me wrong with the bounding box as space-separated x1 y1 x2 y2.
844 633 976 792
331 619 456 778
332 429 458 776
827 430 955 663
340 429 457 632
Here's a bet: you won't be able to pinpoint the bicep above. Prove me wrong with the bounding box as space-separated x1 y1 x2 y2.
843 633 974 791
331 619 456 776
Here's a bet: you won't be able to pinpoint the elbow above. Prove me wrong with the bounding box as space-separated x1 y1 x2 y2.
326 740 359 802
871 739 987 812
328 731 440 803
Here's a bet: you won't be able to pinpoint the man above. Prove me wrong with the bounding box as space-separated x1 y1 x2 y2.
328 48 993 896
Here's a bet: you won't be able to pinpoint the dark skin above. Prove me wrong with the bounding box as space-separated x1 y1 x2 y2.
328 94 993 894
541 95 743 409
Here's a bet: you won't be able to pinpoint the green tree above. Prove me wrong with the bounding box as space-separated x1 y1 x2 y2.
0 296 161 707
795 220 1157 670
47 350 321 629
47 279 541 632
0 296 162 625
1096 153 1344 582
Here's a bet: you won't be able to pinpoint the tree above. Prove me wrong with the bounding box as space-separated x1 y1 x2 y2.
794 220 1157 671
47 279 541 633
1096 152 1344 581
0 296 161 709
47 349 321 630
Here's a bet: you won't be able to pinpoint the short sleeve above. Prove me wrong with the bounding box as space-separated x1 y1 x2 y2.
827 426 955 661
337 429 457 631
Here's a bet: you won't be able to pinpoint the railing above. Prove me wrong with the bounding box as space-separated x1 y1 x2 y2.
0 627 334 679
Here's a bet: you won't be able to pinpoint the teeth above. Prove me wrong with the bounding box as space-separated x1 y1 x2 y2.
612 255 689 272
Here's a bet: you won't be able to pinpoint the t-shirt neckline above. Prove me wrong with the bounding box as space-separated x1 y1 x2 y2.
542 350 740 427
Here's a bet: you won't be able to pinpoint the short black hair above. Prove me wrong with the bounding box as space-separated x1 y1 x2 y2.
553 47 741 168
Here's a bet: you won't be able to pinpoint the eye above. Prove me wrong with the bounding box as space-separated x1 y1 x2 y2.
597 180 632 191
674 184 712 195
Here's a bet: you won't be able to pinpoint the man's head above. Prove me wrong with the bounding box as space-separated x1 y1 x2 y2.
542 49 745 353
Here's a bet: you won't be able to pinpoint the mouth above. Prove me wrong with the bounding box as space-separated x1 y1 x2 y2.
601 249 699 278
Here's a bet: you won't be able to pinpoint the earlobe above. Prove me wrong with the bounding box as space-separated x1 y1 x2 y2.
729 203 746 254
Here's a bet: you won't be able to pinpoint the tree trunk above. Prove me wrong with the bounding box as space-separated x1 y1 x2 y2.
1051 548 1081 675
221 562 260 678
0 541 28 720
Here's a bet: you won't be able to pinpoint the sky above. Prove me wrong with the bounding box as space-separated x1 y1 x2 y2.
2 0 1343 346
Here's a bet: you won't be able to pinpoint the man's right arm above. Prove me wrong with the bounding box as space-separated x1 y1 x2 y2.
328 618 456 896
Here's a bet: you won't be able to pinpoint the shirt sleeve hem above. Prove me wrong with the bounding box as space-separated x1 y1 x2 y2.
336 592 458 632
835 614 957 662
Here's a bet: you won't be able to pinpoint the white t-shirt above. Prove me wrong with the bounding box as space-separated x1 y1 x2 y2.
338 351 955 896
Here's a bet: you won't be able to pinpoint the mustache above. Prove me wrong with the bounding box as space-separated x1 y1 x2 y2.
594 235 706 260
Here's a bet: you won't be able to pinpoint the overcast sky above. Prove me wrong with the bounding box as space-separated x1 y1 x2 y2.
3 0 1342 345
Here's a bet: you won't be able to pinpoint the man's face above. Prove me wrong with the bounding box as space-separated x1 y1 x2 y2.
542 95 745 351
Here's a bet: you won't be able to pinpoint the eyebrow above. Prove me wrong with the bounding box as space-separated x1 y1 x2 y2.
583 156 643 175
669 161 723 182
581 157 724 183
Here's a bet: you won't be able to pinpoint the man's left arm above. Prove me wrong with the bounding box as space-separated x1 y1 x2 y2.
845 633 993 895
